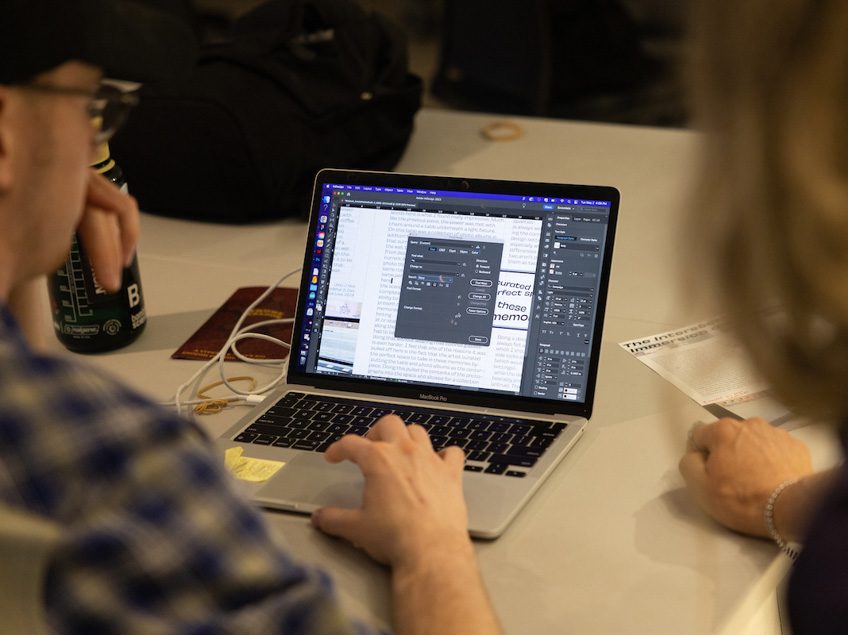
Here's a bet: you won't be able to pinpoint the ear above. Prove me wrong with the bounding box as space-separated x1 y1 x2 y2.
0 85 14 192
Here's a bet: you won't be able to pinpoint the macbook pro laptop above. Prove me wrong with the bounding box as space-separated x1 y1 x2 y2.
218 169 619 538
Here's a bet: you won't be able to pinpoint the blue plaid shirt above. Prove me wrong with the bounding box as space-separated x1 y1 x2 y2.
0 306 382 634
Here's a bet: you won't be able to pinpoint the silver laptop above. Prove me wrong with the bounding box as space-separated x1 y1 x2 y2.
218 169 619 538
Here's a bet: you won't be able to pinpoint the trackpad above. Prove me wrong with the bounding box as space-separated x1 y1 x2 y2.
254 453 363 512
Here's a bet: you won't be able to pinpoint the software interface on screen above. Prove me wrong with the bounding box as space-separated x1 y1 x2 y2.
296 182 612 405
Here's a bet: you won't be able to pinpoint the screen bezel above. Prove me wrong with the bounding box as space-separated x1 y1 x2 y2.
287 169 619 418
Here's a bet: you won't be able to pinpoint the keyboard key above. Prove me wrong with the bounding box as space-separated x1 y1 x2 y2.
506 470 527 478
429 425 450 437
278 392 305 407
488 421 512 433
430 435 449 449
510 424 533 436
406 412 431 424
292 439 322 451
470 430 491 441
262 407 297 420
509 445 544 458
523 418 556 427
253 434 277 446
489 431 513 443
331 403 354 414
350 426 371 436
349 406 373 416
488 454 538 468
485 462 508 475
352 415 376 427
467 419 489 431
257 412 293 424
311 411 334 422
246 423 288 436
464 465 484 472
288 428 311 439
307 420 329 432
233 432 257 443
429 415 452 426
272 437 295 448
467 450 491 463
371 408 394 418
534 436 555 449
308 431 331 443
333 414 354 424
291 409 317 421
465 439 489 451
448 438 469 450
327 422 351 434
488 442 509 454
311 402 335 412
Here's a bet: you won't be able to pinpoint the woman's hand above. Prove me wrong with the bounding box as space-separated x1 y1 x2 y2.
679 417 813 537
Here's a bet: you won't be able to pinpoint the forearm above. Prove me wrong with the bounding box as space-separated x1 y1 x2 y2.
392 541 501 635
774 468 840 543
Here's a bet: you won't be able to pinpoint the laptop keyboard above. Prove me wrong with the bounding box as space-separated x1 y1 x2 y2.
233 392 566 477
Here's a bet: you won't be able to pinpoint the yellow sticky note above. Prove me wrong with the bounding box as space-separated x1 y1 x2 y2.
224 446 285 482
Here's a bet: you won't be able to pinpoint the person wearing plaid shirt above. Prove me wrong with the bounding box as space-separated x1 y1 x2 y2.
0 305 378 634
0 2 500 634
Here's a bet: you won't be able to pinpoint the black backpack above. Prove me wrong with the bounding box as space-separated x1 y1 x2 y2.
112 0 422 223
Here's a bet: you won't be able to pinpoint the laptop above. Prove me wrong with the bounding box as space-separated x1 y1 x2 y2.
218 169 619 538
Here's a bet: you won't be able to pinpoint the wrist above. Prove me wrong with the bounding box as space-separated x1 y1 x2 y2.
765 479 801 559
390 536 502 635
392 535 477 586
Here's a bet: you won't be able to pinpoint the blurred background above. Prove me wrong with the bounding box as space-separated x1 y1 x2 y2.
194 0 690 127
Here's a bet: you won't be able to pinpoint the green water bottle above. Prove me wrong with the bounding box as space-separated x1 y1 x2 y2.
47 142 147 353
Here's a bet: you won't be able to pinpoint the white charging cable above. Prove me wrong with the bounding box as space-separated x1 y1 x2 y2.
166 267 301 416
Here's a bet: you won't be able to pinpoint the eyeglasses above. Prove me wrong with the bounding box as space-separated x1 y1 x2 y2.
17 82 139 145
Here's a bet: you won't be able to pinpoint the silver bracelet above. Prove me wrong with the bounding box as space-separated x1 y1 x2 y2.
764 479 801 561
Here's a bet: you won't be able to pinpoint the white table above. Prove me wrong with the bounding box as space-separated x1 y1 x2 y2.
43 109 840 634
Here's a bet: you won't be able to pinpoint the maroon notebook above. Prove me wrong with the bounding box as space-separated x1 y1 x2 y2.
172 286 298 361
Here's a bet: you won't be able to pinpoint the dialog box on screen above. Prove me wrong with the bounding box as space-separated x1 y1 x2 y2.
395 237 503 346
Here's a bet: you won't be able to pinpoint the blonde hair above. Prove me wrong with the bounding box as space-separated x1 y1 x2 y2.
689 0 848 419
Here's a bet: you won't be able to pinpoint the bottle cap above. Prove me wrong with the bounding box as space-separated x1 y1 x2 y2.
91 140 115 173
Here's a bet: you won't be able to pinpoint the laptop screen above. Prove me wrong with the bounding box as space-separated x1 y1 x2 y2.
289 170 618 417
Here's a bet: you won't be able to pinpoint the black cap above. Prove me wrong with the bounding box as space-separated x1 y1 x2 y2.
0 0 197 85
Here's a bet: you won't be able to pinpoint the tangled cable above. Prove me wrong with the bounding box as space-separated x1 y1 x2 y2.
165 268 301 416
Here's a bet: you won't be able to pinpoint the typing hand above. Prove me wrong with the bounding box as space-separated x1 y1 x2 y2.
312 415 472 571
679 417 813 536
76 169 140 292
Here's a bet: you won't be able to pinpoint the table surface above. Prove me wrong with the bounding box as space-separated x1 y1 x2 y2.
41 109 841 634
